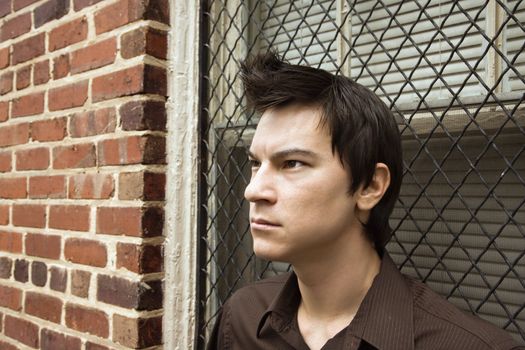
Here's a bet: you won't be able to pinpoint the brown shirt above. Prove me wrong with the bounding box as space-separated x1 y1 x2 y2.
207 252 523 350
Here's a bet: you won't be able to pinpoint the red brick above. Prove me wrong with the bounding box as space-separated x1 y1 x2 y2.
86 343 110 350
16 65 31 90
94 0 167 34
49 81 88 111
4 315 39 348
71 269 90 297
0 123 29 147
69 107 116 138
34 60 50 85
0 285 22 311
71 37 116 74
92 65 141 102
0 47 9 69
69 173 114 199
94 0 143 34
119 171 165 200
98 136 139 165
31 117 67 142
142 64 167 96
0 259 12 278
0 71 13 95
0 256 12 278
0 1 10 17
96 206 163 237
25 292 62 323
0 231 22 253
14 259 29 282
97 135 165 166
49 266 67 292
96 275 138 308
49 205 90 231
14 0 40 10
35 0 69 28
31 260 47 286
1 13 31 41
97 275 162 310
53 54 70 79
12 204 45 228
144 28 168 59
0 205 8 225
92 64 166 102
120 27 145 58
29 175 66 198
120 100 167 131
12 33 45 65
25 233 61 259
12 92 45 118
41 329 81 350
0 341 17 350
96 206 140 236
0 177 27 199
74 0 103 11
53 143 96 169
15 147 49 170
41 329 80 350
65 304 109 338
143 0 168 24
113 314 162 348
0 263 9 279
65 238 106 267
0 101 8 122
117 243 162 273
0 151 11 172
49 17 87 51
121 27 167 60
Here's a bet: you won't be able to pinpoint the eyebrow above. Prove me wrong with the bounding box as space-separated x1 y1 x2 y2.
247 148 320 162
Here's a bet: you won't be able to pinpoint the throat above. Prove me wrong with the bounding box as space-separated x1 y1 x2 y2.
297 305 356 350
294 248 381 349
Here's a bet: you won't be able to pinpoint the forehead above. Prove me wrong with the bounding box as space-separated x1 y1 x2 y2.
250 104 331 153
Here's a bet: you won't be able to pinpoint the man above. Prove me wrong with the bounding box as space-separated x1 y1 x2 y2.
207 52 522 350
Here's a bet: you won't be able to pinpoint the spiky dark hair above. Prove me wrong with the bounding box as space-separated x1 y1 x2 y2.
240 51 402 250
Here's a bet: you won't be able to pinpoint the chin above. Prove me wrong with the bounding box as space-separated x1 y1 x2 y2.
253 242 289 263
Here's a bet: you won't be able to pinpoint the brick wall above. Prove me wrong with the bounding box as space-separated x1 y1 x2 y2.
0 0 168 348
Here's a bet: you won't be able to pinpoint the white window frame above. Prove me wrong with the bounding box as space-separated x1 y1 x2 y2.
164 1 200 350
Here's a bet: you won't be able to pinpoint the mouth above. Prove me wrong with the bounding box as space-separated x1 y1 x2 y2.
250 218 281 230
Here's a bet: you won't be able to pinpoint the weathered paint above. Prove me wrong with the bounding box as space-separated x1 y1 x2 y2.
164 0 200 349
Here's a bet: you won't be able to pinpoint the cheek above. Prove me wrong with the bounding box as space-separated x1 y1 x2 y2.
310 184 355 226
283 183 351 220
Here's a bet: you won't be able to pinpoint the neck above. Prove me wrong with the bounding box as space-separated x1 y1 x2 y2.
293 233 381 321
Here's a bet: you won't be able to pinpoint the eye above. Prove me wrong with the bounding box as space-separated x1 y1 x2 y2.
249 158 260 168
283 160 304 169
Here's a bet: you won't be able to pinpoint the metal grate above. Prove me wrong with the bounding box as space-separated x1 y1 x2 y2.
197 0 525 347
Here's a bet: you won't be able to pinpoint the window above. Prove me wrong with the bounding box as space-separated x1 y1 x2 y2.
200 0 525 345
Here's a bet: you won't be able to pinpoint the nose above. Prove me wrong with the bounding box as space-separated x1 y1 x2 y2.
244 164 277 204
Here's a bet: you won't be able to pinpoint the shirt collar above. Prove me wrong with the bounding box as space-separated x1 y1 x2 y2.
256 271 301 336
256 252 415 350
355 252 414 350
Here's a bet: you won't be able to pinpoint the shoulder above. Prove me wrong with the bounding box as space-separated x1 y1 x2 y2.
221 273 290 328
208 273 289 349
405 276 521 350
226 272 290 312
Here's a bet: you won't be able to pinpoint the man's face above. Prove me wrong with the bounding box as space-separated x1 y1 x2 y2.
245 104 361 264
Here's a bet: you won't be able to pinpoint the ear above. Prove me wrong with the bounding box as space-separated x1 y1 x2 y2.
356 163 391 211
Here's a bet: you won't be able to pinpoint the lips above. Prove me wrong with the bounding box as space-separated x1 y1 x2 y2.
250 218 280 228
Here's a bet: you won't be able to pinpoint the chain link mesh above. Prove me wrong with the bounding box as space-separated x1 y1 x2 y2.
198 0 525 347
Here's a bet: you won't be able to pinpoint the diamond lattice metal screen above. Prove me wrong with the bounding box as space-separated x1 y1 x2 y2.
197 0 525 347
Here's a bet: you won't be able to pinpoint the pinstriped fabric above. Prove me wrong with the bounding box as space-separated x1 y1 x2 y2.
206 252 522 350
409 278 523 350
